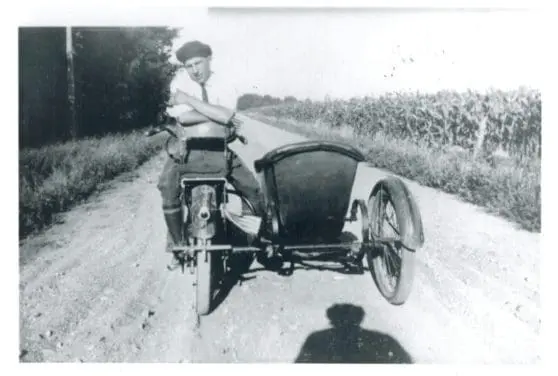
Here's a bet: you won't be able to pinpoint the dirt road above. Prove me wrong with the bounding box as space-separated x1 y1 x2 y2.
19 115 541 363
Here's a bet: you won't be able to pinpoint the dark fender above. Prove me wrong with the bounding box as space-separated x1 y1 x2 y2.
370 177 425 250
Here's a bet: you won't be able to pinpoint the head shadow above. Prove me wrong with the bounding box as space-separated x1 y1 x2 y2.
295 303 413 364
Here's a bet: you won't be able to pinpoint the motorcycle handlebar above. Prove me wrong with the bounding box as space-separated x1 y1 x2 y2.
144 121 248 163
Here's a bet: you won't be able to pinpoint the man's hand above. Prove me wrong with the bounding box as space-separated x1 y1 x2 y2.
230 115 243 133
231 116 243 130
160 112 178 126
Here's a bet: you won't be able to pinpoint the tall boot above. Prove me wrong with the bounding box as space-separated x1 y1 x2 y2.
164 208 183 247
164 208 183 271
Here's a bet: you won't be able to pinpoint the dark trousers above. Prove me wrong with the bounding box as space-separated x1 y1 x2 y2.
157 149 265 228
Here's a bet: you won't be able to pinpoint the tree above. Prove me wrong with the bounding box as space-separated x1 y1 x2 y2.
73 27 180 136
19 27 180 148
19 27 68 147
236 93 288 110
284 96 298 104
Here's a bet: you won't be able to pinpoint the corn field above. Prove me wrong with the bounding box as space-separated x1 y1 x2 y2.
257 87 541 161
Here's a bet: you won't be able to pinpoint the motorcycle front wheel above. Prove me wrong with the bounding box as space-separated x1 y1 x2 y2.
195 247 213 316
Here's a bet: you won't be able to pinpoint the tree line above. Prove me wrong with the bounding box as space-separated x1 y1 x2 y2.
236 93 300 111
19 27 179 148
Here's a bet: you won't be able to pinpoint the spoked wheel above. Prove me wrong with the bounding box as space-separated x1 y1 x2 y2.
195 240 213 316
366 178 423 305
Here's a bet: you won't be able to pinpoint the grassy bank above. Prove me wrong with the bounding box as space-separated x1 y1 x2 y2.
246 111 540 233
19 130 166 239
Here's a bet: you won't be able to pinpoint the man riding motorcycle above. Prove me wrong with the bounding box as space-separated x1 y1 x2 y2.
157 40 265 267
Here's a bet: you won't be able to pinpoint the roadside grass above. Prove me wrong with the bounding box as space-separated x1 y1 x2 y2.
246 112 541 233
19 130 166 239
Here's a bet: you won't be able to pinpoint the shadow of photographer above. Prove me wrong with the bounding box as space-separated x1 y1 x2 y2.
295 303 413 364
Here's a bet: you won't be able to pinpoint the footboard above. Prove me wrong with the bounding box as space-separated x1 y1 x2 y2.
254 141 365 244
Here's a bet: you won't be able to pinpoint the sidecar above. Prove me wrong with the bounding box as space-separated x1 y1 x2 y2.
250 141 424 308
254 141 366 245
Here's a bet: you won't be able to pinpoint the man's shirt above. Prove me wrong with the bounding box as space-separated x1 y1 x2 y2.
166 71 239 118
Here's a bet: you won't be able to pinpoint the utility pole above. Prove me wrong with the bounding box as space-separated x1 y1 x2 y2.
66 26 78 139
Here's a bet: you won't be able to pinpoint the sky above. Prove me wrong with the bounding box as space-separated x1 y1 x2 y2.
169 8 543 101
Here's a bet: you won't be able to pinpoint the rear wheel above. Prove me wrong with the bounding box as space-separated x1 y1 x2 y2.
366 178 419 305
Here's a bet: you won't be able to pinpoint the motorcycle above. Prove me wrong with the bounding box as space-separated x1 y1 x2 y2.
146 114 425 320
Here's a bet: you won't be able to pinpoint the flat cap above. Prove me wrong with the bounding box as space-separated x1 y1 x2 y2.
176 40 212 63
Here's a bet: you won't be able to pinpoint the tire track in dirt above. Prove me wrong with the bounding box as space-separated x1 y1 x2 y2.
19 153 196 362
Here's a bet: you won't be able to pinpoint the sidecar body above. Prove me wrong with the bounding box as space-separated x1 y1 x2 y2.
254 141 365 245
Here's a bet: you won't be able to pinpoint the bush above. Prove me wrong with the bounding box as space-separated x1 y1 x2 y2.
19 130 165 238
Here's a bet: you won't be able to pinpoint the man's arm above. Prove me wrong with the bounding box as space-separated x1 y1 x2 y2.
176 110 212 126
172 90 235 126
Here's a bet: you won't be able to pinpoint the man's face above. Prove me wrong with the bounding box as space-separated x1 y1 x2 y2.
184 56 212 84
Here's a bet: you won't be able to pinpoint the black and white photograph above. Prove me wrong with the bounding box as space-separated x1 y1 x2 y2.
14 2 546 366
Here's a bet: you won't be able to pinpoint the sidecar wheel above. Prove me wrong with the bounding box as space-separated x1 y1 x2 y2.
366 177 423 305
195 251 212 316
